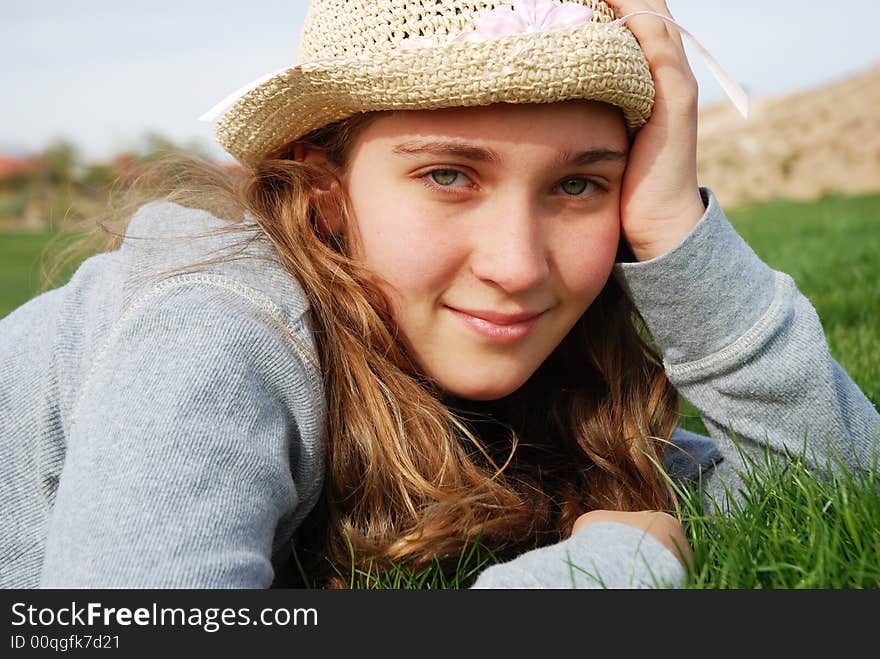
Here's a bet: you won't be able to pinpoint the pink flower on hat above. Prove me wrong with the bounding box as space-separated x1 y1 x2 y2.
397 0 594 51
460 0 594 41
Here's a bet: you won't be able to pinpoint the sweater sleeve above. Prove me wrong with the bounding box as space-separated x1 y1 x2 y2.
40 281 321 588
615 187 880 510
470 522 686 589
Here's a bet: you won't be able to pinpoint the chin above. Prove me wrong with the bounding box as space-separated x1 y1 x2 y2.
438 370 531 402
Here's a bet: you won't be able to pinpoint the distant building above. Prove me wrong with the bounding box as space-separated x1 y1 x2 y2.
0 154 41 181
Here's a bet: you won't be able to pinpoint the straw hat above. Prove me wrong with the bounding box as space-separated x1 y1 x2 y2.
204 0 655 167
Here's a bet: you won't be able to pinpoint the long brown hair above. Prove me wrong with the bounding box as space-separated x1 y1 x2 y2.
48 108 681 588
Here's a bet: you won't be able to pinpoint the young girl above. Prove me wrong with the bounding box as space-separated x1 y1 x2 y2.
2 0 878 589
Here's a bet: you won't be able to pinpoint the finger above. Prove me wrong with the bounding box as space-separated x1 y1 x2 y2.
649 1 694 86
606 0 668 46
604 0 686 61
646 0 686 53
605 0 698 108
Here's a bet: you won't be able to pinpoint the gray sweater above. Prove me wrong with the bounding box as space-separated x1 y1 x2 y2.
1 188 877 589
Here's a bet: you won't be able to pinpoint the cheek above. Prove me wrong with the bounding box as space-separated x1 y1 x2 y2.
345 175 457 293
365 229 451 289
554 217 621 300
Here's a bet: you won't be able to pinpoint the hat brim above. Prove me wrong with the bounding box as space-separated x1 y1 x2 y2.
214 21 654 167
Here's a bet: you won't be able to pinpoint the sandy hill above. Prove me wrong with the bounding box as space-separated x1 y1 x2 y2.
696 63 880 209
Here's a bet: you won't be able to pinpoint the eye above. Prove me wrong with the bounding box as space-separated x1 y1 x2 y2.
558 177 599 196
419 168 605 199
425 168 467 187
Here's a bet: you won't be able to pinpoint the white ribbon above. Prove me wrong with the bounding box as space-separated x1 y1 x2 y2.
198 9 749 123
611 10 750 119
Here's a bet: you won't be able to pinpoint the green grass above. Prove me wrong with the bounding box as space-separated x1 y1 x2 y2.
297 530 506 590
677 441 880 589
3 191 879 588
0 230 90 319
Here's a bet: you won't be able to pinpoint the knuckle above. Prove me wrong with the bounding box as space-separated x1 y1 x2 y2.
654 511 683 529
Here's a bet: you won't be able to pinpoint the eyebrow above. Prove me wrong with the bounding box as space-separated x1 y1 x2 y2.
390 139 628 167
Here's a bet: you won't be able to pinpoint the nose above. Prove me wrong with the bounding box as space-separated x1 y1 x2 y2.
469 200 551 294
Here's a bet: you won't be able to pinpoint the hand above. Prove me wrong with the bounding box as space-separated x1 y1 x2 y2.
571 509 695 569
605 0 707 262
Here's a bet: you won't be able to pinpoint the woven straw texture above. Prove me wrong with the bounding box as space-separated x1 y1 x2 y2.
213 0 654 167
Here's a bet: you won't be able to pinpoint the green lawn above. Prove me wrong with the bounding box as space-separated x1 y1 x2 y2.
2 192 879 588
0 229 89 319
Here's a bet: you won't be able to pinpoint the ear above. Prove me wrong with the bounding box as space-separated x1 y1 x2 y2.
290 142 344 236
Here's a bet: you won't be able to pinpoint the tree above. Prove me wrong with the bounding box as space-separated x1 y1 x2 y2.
40 140 79 188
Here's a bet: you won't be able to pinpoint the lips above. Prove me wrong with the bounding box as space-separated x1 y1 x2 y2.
446 307 545 325
447 306 544 343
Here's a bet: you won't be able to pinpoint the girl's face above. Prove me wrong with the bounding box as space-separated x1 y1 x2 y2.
340 101 628 401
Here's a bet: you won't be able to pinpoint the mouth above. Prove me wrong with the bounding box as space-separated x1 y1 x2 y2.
446 306 546 343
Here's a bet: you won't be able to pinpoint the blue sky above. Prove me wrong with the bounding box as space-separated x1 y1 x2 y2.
2 1 878 163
